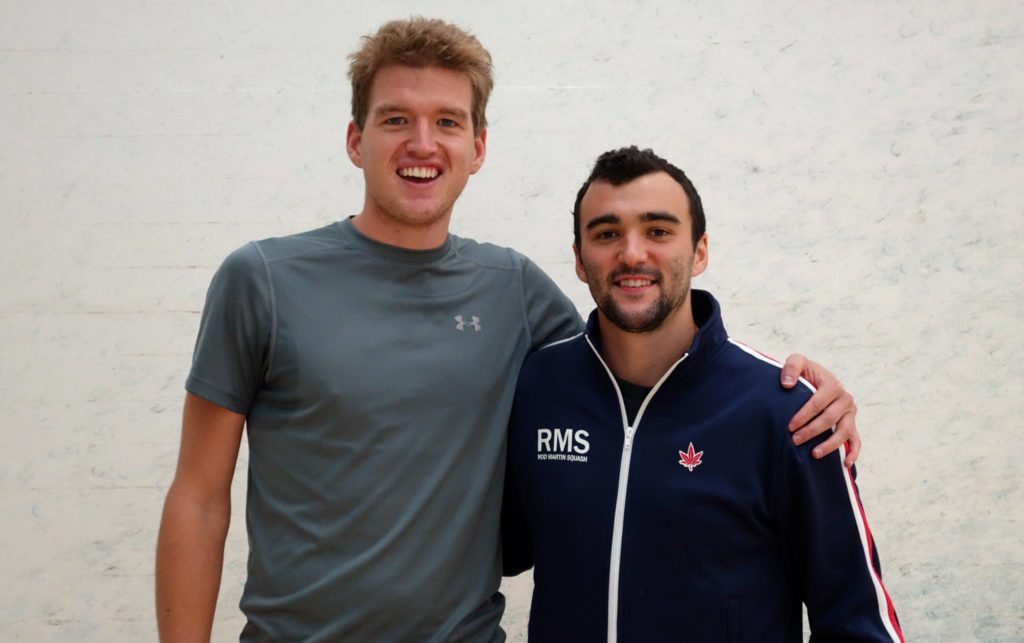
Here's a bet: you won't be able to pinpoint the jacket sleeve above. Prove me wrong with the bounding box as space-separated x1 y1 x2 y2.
774 431 904 642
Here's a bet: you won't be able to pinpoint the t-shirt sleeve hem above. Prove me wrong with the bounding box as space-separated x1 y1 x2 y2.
185 375 250 416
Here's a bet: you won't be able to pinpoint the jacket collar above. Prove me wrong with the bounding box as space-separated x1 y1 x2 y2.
583 289 729 384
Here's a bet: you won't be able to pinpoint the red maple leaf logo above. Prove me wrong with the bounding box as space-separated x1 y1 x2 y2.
678 442 704 472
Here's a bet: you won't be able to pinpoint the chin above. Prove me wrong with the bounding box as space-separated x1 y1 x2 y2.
388 205 449 227
408 211 450 227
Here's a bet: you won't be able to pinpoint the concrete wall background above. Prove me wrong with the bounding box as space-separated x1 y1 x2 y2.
1 0 1021 640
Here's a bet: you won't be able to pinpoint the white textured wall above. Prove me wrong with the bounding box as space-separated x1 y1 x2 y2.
2 1 1021 640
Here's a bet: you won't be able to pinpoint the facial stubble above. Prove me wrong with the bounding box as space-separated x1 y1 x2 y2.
586 257 694 335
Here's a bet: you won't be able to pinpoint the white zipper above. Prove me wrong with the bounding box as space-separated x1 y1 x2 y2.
585 335 689 643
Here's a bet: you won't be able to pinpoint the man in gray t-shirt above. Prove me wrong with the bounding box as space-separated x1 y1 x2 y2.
155 18 862 643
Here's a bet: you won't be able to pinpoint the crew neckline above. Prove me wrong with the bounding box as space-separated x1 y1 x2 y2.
334 216 453 264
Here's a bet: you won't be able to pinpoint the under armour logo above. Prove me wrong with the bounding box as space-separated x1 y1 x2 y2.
454 315 481 331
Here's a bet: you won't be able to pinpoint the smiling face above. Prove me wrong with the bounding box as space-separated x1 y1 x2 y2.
574 171 708 334
346 65 487 247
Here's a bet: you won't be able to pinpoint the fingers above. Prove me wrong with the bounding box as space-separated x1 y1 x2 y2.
790 393 847 446
831 411 864 466
780 353 807 388
788 379 843 433
794 398 860 465
789 387 856 452
780 355 862 466
843 430 860 464
809 408 860 464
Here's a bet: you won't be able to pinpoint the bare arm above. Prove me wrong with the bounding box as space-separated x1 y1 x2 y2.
779 354 861 467
156 393 245 642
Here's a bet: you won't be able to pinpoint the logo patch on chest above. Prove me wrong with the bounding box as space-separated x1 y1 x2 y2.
678 442 704 471
454 315 481 331
536 428 590 462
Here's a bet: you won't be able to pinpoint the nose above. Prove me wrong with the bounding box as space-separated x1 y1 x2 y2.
620 233 648 266
407 118 438 156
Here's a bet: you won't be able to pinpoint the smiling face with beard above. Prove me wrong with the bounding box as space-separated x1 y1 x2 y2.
574 172 708 336
591 261 693 334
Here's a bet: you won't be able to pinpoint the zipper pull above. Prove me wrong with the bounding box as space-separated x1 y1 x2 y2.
625 426 634 451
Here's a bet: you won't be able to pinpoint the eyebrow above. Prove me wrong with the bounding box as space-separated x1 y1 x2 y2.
371 104 471 120
371 104 406 116
585 211 682 230
438 107 471 120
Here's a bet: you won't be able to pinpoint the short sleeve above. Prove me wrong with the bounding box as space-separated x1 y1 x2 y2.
185 242 274 415
519 257 583 349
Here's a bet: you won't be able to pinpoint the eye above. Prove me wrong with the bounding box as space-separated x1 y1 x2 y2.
594 229 619 241
648 228 671 238
383 116 406 126
438 118 459 128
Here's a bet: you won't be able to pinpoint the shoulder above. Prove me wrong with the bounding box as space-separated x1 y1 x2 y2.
450 236 569 302
208 241 269 293
719 338 814 391
217 241 264 274
449 235 532 272
513 335 589 418
715 338 815 420
211 225 347 291
520 333 586 376
249 223 346 264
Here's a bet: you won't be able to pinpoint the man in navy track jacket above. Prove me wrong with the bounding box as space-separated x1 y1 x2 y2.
502 147 904 642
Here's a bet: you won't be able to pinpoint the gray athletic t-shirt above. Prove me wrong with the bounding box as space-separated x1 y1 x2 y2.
186 219 581 642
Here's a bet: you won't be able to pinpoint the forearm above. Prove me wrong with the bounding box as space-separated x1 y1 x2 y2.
155 484 231 642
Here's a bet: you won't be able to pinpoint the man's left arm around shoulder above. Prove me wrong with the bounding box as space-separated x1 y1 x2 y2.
778 355 861 467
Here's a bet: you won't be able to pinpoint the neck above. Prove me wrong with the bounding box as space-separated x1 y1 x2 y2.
351 208 452 250
597 297 697 388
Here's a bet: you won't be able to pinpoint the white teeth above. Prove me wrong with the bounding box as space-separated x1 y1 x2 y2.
620 279 652 287
398 166 439 179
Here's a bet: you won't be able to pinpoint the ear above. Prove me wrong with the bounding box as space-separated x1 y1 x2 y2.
469 128 487 175
573 243 587 283
691 233 709 277
346 121 364 168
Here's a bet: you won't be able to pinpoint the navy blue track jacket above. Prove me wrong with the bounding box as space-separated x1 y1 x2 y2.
502 290 902 642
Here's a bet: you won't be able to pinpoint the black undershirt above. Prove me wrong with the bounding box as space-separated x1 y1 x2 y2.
608 311 704 425
615 376 653 426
